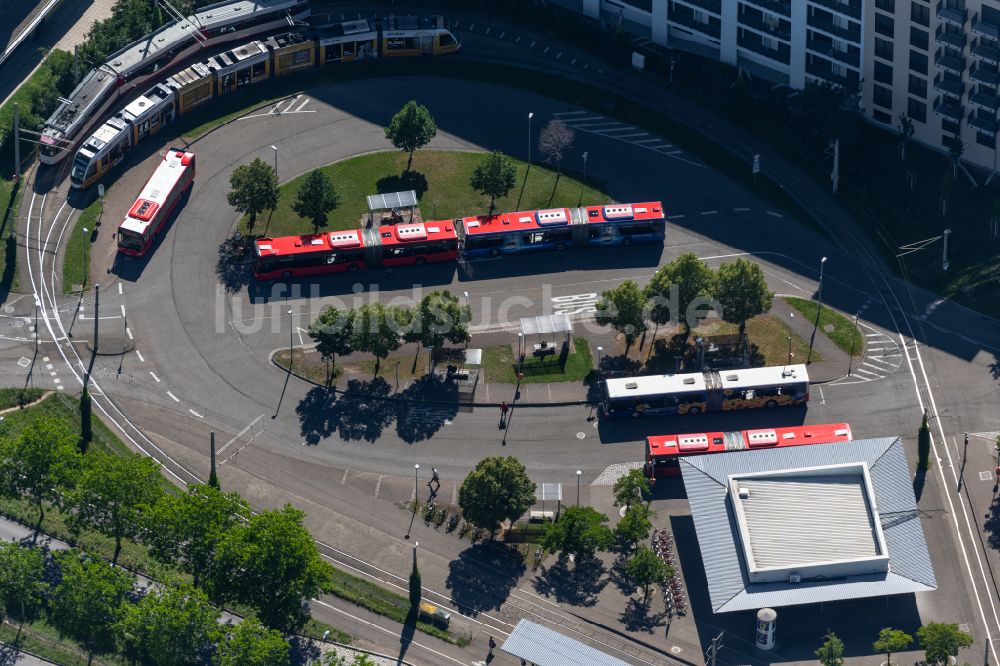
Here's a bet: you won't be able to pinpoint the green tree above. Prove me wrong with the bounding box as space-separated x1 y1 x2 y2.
645 253 715 335
918 412 931 471
227 157 279 235
66 452 163 565
119 584 221 666
714 258 774 337
0 542 46 619
309 306 355 386
470 151 517 214
596 279 647 354
292 169 338 233
538 119 575 174
404 290 471 352
0 416 81 535
625 545 670 601
815 631 845 666
612 468 650 511
351 302 408 372
79 384 92 453
145 483 250 588
325 655 378 666
873 627 913 666
384 100 437 170
458 456 536 535
542 506 614 561
917 622 973 666
949 137 964 180
51 551 135 656
212 505 332 631
409 549 421 609
215 616 291 666
615 503 654 553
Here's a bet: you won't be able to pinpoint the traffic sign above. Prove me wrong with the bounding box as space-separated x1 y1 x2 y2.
752 154 760 174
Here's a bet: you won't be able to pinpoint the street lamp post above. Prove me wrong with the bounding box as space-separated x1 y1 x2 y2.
786 335 791 366
81 227 89 289
527 112 534 167
847 314 859 375
517 333 524 370
596 346 603 369
270 144 278 181
576 470 582 506
287 309 293 369
414 463 420 499
807 256 827 365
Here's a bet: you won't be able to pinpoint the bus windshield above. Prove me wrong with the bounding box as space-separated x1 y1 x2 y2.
118 230 144 252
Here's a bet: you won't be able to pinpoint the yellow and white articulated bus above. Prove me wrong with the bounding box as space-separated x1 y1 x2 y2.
70 15 460 189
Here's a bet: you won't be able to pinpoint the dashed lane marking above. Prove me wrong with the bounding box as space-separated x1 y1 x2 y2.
166 391 179 402
766 210 783 217
543 46 550 53
530 40 536 47
189 409 203 418
571 57 576 64
117 283 122 295
668 214 685 220
734 207 751 211
150 372 160 383
126 328 133 340
136 350 144 362
700 210 718 216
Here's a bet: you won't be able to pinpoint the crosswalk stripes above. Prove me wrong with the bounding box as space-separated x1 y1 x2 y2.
832 322 903 385
552 111 705 167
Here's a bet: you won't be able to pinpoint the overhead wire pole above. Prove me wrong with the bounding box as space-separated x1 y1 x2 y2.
706 632 724 666
13 103 20 181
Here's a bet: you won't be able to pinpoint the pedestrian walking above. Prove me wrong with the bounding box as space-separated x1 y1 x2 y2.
488 635 497 654
428 468 441 494
499 401 509 428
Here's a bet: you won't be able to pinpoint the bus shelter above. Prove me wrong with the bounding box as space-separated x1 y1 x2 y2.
519 313 572 359
366 190 418 227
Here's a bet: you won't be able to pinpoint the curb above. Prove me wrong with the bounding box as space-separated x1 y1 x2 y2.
268 348 592 408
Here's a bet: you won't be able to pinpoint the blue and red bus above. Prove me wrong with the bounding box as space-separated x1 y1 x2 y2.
117 147 195 257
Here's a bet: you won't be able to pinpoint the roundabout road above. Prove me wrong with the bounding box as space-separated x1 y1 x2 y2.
17 54 1000 664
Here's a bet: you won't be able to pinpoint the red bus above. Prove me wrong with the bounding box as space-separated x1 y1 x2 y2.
644 422 853 478
253 221 459 280
117 147 195 256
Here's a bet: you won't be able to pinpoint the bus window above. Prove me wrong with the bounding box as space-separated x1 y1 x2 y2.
343 42 355 58
252 61 266 77
325 44 341 61
439 33 456 47
466 235 503 250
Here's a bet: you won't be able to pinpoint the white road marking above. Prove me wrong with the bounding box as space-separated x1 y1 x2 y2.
45 364 53 370
189 409 203 418
543 46 549 53
117 283 122 295
668 214 685 220
150 371 160 383
570 57 577 64
529 40 535 47
734 207 751 211
818 386 826 404
700 210 718 216
766 210 783 217
499 31 504 39
126 327 133 340
166 391 179 402
136 350 144 362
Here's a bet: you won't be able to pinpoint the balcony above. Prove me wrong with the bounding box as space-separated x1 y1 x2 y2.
934 98 964 121
971 65 1000 86
668 10 722 38
971 89 1000 111
742 0 791 18
935 25 966 49
808 12 861 43
673 0 722 16
970 110 997 135
935 49 966 75
807 0 861 22
971 13 1000 41
934 74 966 99
972 38 1000 65
805 59 859 89
738 32 791 64
740 12 791 41
936 3 967 27
807 38 860 67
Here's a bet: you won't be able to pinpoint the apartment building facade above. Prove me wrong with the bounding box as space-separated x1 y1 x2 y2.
560 0 1000 171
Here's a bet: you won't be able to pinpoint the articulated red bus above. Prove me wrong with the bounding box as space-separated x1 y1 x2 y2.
253 221 459 280
117 147 195 256
644 422 853 478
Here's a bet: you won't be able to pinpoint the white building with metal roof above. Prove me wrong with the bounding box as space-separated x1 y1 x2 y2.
681 437 936 613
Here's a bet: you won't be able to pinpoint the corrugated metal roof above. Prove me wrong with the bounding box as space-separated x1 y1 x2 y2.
500 619 633 666
366 190 418 211
680 437 936 613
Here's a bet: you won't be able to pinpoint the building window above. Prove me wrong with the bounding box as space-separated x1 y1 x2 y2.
909 50 928 74
942 119 960 136
875 37 894 61
907 97 926 122
977 132 995 148
875 0 894 11
874 61 893 84
875 13 894 37
908 73 927 97
911 2 930 26
909 26 929 51
873 84 893 109
873 109 893 124
621 0 654 11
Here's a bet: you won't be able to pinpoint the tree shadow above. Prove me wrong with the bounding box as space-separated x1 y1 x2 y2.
989 353 1000 383
984 494 1000 549
620 597 667 633
330 377 395 443
913 466 927 503
606 552 635 596
296 387 338 445
445 543 526 616
215 235 252 294
531 554 607 607
376 170 429 199
287 634 321 666
395 374 459 443
398 607 417 665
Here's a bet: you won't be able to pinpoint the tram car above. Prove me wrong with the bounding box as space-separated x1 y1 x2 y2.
70 16 461 188
41 0 311 165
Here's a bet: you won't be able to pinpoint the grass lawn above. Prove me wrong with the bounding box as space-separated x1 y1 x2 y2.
0 387 44 410
274 346 432 385
324 566 470 646
0 616 127 666
481 337 593 384
783 297 863 356
693 315 821 366
240 150 610 238
63 199 100 294
0 177 23 294
300 618 352 645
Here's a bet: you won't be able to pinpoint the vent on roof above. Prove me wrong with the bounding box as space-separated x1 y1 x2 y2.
789 574 802 584
603 204 634 220
466 221 480 228
725 373 739 381
519 216 531 224
258 244 272 250
536 209 569 225
625 382 638 389
395 224 427 241
782 368 797 377
328 231 361 248
426 226 440 233
683 377 696 385
834 428 849 436
738 487 750 499
635 207 647 213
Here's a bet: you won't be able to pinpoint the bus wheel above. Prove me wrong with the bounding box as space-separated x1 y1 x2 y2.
765 400 777 408
282 271 292 280
415 256 426 265
556 242 565 251
490 248 500 257
631 411 641 418
622 237 633 246
688 406 700 415
348 264 359 272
